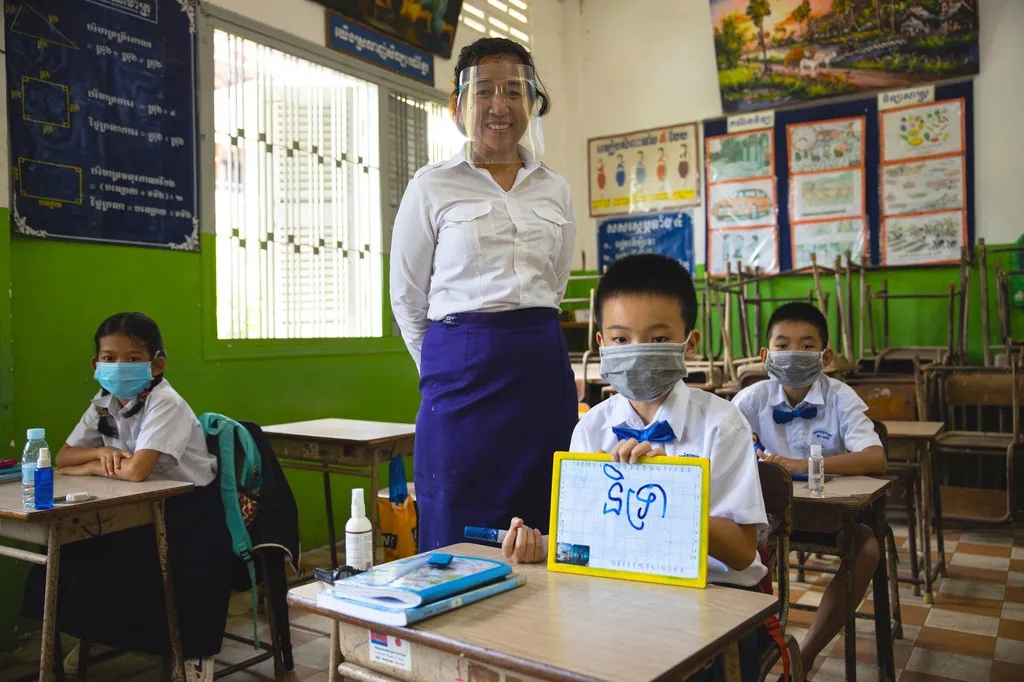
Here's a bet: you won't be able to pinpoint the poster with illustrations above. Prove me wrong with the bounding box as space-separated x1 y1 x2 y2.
708 225 778 277
791 219 866 270
882 156 966 216
706 130 773 183
790 169 864 222
588 122 701 218
707 178 776 231
709 0 979 114
788 117 864 173
882 210 966 267
881 99 965 162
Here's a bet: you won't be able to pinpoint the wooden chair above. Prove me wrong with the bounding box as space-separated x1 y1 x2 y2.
929 358 1024 522
757 460 804 682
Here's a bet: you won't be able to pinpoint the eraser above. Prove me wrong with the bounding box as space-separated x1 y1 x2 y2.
428 553 453 567
65 492 92 502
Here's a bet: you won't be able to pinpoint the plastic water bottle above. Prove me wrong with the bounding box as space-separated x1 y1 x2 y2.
808 444 825 497
22 428 50 508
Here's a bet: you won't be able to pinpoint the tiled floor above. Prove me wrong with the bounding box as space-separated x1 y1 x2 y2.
3 526 1024 681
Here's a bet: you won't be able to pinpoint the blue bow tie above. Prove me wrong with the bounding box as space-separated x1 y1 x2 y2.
612 420 677 443
773 405 819 424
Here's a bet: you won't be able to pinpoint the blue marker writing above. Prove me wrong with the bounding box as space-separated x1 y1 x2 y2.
464 526 508 543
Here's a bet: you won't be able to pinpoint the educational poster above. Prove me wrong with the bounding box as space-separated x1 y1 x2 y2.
706 130 773 183
879 98 967 266
5 0 199 250
707 178 776 230
597 211 695 275
882 156 966 216
788 117 864 173
709 0 979 114
882 210 967 267
881 99 965 162
587 122 700 218
789 169 864 222
708 225 778 276
791 219 866 270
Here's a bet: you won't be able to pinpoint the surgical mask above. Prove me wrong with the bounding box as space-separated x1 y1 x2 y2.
765 350 824 388
94 362 153 400
599 342 689 402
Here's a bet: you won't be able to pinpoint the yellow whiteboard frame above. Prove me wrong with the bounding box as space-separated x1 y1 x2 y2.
547 451 711 588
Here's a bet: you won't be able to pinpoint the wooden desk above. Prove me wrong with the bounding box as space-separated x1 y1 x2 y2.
0 476 194 682
882 421 947 602
263 419 415 567
288 543 778 682
791 476 896 682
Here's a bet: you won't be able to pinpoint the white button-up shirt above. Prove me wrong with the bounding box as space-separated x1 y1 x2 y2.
571 382 769 587
67 380 217 486
732 375 882 461
389 149 576 369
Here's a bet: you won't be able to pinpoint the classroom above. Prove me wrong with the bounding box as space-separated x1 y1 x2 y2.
0 0 1022 681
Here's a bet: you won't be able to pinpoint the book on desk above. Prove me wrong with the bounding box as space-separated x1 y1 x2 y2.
316 553 525 626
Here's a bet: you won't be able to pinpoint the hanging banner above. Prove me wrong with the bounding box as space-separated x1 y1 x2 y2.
314 0 463 60
326 10 434 85
5 0 199 250
598 210 695 275
587 123 701 218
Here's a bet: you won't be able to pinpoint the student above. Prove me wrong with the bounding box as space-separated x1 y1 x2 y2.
502 254 770 682
731 301 887 675
20 313 233 682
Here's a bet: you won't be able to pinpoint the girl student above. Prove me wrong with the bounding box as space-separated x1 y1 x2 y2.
21 312 233 681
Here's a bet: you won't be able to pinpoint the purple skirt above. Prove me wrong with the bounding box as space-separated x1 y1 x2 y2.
415 308 577 551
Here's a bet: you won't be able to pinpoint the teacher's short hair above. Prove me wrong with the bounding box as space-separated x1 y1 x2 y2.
595 255 698 332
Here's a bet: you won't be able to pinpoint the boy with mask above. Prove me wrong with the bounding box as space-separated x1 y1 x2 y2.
731 301 886 675
501 254 772 681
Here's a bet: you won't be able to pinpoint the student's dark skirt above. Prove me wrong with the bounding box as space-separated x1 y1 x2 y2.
21 482 233 658
415 308 577 551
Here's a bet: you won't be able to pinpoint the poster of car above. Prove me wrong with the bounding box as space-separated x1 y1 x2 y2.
707 178 776 231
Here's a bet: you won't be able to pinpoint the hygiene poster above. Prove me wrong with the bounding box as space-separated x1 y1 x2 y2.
597 210 695 275
587 122 701 218
5 0 199 250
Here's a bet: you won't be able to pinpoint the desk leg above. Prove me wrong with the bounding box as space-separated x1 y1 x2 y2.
920 444 935 603
930 442 947 578
329 621 341 682
39 522 61 682
723 642 741 682
323 464 339 568
871 501 896 682
154 501 185 682
843 517 858 682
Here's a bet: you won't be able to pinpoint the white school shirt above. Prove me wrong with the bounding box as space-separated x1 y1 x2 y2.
67 380 217 487
389 148 576 370
731 374 882 461
570 382 769 587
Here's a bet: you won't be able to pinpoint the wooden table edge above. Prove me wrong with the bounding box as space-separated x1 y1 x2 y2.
0 482 195 522
264 431 416 448
288 590 778 682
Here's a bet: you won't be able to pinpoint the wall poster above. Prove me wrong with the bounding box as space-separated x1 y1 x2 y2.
597 210 695 275
587 122 701 218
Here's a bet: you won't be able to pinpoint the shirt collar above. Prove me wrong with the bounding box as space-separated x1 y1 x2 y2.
601 381 690 435
442 146 543 174
90 381 163 416
768 374 827 408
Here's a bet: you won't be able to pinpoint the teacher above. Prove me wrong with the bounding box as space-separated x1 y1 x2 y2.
390 37 577 551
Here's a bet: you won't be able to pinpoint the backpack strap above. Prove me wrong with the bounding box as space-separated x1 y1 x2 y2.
199 412 263 649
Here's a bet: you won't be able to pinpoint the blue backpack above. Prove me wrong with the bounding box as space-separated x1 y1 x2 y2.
199 412 263 647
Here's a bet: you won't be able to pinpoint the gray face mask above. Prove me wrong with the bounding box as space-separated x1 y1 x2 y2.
765 350 825 388
599 343 689 402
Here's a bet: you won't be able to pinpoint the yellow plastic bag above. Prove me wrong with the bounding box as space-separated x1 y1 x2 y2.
376 456 418 561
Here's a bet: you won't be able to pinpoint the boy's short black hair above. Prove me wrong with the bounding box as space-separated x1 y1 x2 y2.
765 302 829 347
595 254 698 331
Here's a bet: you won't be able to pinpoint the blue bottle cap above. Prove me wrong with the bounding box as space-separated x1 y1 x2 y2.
27 428 45 441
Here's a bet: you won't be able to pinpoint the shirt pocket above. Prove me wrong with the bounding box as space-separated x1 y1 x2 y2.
812 428 844 457
525 206 568 267
436 201 493 266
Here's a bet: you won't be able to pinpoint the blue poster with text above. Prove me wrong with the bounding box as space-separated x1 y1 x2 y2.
598 211 695 274
5 0 199 250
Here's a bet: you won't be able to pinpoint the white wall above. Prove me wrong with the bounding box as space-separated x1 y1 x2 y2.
564 0 1024 268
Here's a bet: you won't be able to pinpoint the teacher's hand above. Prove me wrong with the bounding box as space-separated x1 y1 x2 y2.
501 517 545 564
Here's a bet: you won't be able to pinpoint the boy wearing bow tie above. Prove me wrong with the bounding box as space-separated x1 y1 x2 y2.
731 302 886 674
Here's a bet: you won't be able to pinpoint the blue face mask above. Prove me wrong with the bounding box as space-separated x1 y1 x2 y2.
94 362 153 400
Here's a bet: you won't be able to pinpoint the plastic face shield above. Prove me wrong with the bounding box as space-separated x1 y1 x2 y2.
456 62 544 165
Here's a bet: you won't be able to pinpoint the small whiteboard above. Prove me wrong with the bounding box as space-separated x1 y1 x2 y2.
547 452 710 588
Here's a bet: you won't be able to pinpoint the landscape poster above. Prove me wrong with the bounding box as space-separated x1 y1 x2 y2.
709 0 980 113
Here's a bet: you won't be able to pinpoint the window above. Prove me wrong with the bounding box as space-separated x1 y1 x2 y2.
213 29 382 340
460 0 531 45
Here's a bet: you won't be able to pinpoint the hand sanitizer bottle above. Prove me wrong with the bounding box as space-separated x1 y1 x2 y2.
345 488 373 570
33 447 54 511
808 444 825 497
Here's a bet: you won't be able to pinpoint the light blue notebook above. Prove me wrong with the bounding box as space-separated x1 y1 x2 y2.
317 573 526 626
